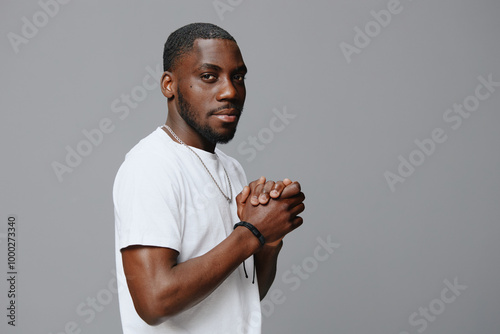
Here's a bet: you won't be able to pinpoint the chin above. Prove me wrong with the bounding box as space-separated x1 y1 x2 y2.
211 124 238 144
214 133 236 144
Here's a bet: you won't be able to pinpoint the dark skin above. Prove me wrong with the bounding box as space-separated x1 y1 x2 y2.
121 39 305 326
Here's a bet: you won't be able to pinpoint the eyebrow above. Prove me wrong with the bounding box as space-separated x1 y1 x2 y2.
235 65 248 73
197 63 247 73
197 63 222 72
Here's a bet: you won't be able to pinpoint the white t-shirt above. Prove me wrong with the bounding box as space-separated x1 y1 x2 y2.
113 127 262 334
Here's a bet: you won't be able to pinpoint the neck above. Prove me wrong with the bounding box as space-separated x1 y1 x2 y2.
163 116 216 153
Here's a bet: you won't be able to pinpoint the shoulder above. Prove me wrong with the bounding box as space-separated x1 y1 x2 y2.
114 128 184 189
123 127 183 167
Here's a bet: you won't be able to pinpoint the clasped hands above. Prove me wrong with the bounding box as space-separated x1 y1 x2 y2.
236 177 305 247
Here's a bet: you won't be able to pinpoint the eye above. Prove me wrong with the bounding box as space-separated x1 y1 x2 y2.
233 74 246 82
201 73 217 81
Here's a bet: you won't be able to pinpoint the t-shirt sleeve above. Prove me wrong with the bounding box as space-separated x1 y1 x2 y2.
113 152 183 252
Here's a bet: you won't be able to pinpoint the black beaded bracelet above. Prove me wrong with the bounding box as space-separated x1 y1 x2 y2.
234 221 266 246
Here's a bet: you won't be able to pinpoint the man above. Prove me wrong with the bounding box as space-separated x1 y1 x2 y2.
113 23 305 333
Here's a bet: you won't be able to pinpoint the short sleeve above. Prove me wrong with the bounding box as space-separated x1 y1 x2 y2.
113 152 183 252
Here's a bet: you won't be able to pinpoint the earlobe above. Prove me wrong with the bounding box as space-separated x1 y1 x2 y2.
161 71 175 98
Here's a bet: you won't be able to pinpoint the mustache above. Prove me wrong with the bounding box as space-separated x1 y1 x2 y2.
210 103 244 115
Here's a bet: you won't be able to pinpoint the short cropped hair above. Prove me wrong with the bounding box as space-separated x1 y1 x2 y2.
163 22 236 72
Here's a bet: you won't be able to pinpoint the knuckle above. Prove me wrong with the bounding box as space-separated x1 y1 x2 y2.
282 201 292 211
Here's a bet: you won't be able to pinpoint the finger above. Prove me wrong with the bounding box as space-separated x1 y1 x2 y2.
289 202 305 217
247 176 266 205
237 186 251 203
248 177 266 191
251 183 264 205
283 178 292 186
281 192 305 209
281 182 302 199
251 176 266 188
291 216 304 229
259 181 275 204
270 181 285 198
236 186 250 219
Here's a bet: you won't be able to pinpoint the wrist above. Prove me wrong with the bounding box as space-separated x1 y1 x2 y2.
234 221 266 246
233 224 262 254
259 240 283 254
266 239 283 248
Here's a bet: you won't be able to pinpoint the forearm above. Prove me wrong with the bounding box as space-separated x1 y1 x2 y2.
254 241 283 300
125 227 261 325
166 229 260 307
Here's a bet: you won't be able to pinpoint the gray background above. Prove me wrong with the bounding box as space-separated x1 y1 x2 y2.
1 0 499 333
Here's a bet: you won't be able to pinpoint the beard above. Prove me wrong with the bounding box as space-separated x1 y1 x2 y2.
177 88 243 145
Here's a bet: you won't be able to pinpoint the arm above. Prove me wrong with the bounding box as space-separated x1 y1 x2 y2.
122 181 304 325
254 241 283 300
236 178 304 299
122 227 260 326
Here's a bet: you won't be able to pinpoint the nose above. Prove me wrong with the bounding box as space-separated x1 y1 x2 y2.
216 77 239 101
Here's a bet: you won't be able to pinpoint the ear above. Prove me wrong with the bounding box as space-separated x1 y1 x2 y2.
161 71 175 99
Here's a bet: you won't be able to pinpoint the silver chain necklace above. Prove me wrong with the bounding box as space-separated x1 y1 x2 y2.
162 124 233 202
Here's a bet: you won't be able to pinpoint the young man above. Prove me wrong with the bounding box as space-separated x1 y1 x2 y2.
113 23 305 333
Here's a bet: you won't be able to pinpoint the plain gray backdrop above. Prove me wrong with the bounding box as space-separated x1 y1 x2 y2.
2 0 499 333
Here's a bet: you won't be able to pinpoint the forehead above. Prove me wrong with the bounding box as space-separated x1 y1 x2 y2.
177 38 245 72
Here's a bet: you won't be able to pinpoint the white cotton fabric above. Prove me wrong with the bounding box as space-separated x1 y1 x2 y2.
113 127 261 334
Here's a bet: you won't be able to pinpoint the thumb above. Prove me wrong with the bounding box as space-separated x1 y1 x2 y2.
236 186 250 219
237 186 251 203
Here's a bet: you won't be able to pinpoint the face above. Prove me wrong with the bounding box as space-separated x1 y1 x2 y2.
172 39 247 144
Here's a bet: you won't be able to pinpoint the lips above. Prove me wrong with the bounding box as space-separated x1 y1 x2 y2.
213 114 238 122
212 108 241 122
212 108 240 116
